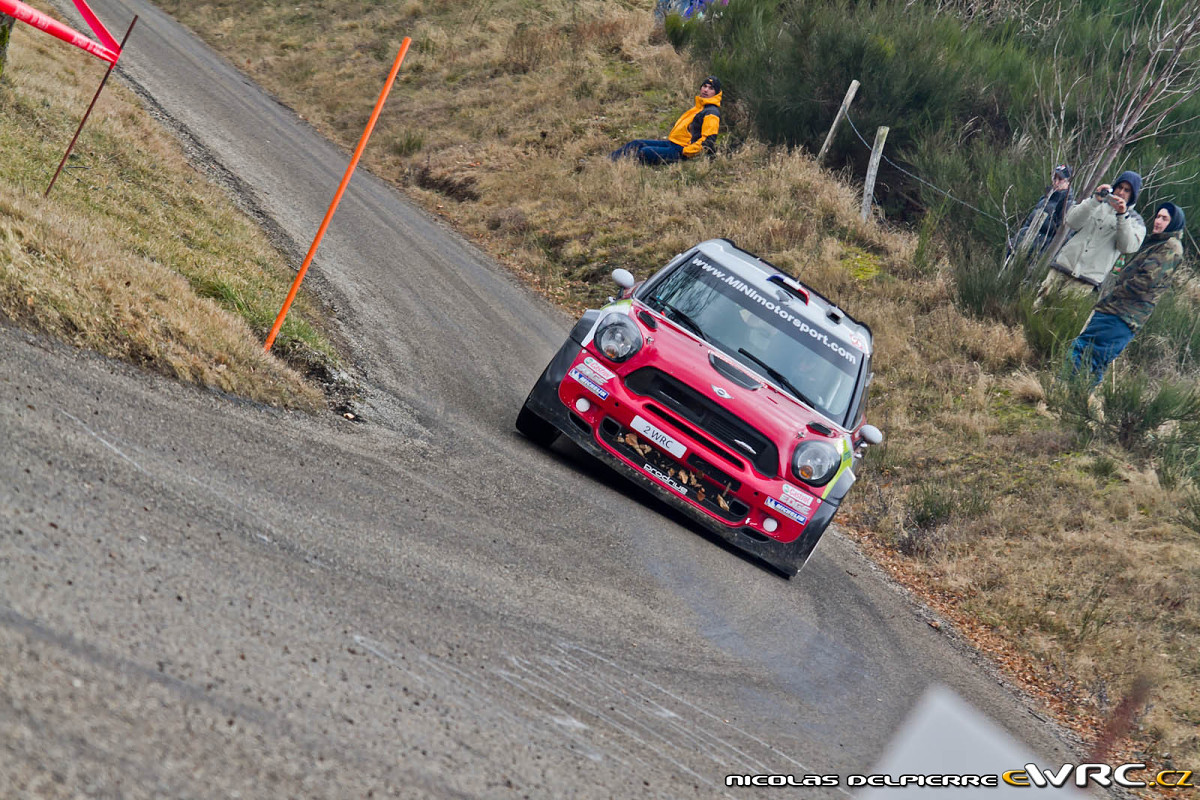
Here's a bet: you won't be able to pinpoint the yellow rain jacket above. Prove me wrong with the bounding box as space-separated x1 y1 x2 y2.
667 91 722 158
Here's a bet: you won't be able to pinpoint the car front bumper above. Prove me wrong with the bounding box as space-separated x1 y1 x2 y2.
523 341 836 576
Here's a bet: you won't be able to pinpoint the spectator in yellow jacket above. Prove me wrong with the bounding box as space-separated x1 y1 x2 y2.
611 77 722 165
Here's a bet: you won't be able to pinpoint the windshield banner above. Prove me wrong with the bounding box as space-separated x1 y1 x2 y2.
692 257 861 367
0 0 120 64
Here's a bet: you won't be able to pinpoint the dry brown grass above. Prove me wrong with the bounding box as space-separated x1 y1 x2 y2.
0 11 332 409
99 0 1200 772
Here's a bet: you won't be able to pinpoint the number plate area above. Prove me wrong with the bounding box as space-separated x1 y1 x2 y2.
631 415 687 458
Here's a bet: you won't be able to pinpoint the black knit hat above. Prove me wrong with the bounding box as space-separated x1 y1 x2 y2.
701 76 722 93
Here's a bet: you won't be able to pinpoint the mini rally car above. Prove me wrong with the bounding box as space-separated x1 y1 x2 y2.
516 239 882 576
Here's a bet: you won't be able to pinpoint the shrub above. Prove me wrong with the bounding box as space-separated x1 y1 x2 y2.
1018 286 1094 362
1179 489 1200 537
908 483 955 529
1123 288 1200 376
1097 374 1200 452
391 130 425 158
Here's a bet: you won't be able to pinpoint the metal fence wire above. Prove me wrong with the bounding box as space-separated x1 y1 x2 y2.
844 110 1007 226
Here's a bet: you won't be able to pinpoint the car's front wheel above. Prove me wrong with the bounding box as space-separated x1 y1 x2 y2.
516 401 559 447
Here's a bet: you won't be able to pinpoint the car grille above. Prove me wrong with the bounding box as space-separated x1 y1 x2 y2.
624 368 779 477
598 418 749 522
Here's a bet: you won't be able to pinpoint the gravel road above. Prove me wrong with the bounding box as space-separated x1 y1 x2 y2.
2 2 1084 796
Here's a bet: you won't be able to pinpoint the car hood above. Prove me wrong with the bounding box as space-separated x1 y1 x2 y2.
620 301 850 442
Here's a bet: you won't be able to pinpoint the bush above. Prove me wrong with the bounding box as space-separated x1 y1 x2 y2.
1122 287 1200 376
1179 489 1200 537
1098 374 1200 452
1018 286 1094 362
1158 425 1200 490
684 0 1200 265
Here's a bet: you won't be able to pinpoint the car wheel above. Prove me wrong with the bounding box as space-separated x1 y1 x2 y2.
516 402 559 447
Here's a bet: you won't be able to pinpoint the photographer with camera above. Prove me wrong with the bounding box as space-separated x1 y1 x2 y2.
1037 170 1146 302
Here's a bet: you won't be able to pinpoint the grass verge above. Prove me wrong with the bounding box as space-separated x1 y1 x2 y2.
0 7 337 410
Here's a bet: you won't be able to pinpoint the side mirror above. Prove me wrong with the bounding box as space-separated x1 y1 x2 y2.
856 424 884 447
612 268 635 289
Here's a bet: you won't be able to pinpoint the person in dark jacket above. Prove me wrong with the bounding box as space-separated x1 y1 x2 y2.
1069 201 1186 383
610 77 722 165
1010 164 1073 256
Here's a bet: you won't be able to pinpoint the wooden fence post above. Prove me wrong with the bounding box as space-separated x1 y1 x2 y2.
817 79 859 164
860 125 889 222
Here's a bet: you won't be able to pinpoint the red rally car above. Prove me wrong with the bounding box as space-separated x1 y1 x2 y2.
516 239 883 577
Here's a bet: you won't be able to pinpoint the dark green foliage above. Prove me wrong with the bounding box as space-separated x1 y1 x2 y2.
908 483 955 529
1018 287 1094 361
0 15 13 83
1179 488 1200 536
1097 374 1200 452
685 0 1200 242
1123 286 1200 375
662 12 696 49
1158 425 1200 490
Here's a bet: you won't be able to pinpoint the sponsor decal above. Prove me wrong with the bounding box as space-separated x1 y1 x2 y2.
644 463 689 496
694 259 860 367
572 362 606 385
780 482 815 511
568 368 609 399
711 385 733 399
631 415 687 458
582 356 615 383
727 761 1195 790
766 496 807 525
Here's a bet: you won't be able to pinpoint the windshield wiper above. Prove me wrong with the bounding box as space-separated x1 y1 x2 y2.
737 347 818 409
656 300 708 341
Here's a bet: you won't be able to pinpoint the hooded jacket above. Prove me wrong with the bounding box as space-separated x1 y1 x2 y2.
1052 170 1146 286
667 91 721 158
1014 185 1073 253
1094 202 1186 331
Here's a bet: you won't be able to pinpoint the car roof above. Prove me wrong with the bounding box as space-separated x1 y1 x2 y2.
689 238 874 351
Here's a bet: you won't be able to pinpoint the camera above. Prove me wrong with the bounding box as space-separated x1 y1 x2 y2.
1096 187 1111 198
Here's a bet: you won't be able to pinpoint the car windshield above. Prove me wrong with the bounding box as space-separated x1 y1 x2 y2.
640 254 866 424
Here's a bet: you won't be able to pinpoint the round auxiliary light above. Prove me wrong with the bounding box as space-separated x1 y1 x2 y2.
575 397 592 413
762 517 779 533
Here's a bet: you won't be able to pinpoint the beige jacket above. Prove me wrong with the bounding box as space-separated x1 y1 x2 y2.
1051 198 1145 286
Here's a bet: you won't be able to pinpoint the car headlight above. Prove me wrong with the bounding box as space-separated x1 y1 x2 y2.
791 440 840 486
594 313 643 362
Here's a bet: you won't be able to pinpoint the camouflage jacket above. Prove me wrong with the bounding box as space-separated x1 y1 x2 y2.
1094 230 1184 331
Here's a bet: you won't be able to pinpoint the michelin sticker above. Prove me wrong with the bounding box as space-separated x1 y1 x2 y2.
766 496 807 525
569 368 609 399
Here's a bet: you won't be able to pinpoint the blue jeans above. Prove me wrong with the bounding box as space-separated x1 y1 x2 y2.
610 139 685 165
1070 311 1134 384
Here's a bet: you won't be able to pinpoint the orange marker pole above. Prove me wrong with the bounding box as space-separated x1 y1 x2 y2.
264 36 411 353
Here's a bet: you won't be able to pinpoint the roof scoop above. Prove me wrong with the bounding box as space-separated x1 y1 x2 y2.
767 274 809 304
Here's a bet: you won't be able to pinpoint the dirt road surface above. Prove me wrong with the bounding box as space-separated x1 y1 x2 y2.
2 2 1082 796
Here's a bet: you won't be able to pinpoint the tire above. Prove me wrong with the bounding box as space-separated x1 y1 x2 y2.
516 402 559 448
